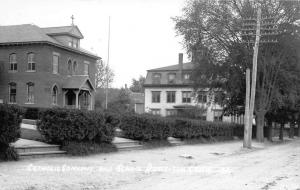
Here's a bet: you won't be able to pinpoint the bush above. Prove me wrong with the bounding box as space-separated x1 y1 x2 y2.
0 104 24 161
37 108 116 145
120 113 173 141
24 107 47 120
61 141 117 156
172 118 241 139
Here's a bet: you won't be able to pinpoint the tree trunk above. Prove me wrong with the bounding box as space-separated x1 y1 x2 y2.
289 122 294 139
298 124 300 137
279 123 284 140
256 112 265 142
267 120 273 142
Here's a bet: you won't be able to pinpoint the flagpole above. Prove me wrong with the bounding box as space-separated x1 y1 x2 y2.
105 16 111 109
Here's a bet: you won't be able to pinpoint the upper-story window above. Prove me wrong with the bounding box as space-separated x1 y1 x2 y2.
168 73 176 84
152 91 161 103
183 73 191 83
72 61 77 75
68 59 72 75
84 61 89 75
53 53 59 74
198 91 207 103
152 73 161 84
182 91 191 103
167 91 176 103
26 82 34 103
9 53 17 71
27 53 36 71
8 82 17 103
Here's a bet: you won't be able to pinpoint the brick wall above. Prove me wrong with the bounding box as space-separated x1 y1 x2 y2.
0 44 97 108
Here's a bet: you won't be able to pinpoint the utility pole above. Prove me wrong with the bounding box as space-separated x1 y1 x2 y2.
105 16 111 110
242 4 278 147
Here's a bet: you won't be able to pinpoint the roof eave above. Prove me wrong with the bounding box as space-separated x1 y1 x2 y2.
0 41 100 59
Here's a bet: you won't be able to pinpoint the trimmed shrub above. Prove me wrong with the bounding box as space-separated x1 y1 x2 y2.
172 118 241 139
24 107 47 120
120 113 173 141
61 141 117 156
37 108 116 145
0 104 24 161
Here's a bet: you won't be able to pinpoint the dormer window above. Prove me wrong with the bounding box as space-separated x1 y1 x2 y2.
183 73 190 81
168 73 176 84
152 73 161 84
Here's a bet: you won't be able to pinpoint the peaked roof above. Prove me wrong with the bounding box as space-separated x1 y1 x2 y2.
0 24 98 59
42 25 84 39
62 76 95 91
148 62 194 71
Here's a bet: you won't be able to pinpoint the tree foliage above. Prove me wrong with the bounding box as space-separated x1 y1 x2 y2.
129 76 145 93
95 60 114 88
173 0 300 141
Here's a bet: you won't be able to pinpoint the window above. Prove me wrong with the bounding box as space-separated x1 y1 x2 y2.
182 91 191 103
73 39 78 48
152 91 161 103
152 73 161 84
198 91 207 103
167 91 176 103
26 82 34 103
72 61 77 75
84 61 89 75
214 110 223 121
9 53 17 71
53 54 59 74
166 109 177 116
9 82 16 103
151 109 161 115
168 73 176 84
68 59 72 75
214 92 223 105
183 73 190 81
27 53 36 71
52 85 58 105
82 91 89 107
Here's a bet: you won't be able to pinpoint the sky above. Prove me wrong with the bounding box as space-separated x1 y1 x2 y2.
0 0 190 88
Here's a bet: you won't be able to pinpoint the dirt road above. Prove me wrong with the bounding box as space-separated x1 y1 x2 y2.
1 138 299 190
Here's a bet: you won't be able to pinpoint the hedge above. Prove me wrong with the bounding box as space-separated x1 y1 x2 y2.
0 104 24 161
120 113 173 141
120 113 244 141
37 108 117 145
172 118 242 139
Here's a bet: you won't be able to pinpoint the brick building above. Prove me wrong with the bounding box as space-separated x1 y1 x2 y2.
0 24 99 110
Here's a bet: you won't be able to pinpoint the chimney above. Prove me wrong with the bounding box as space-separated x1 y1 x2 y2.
178 53 183 82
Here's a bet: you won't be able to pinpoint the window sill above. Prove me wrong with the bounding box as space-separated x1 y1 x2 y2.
8 70 18 73
8 102 17 104
26 70 36 73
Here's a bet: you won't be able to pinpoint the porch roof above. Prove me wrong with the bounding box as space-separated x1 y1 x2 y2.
62 76 95 91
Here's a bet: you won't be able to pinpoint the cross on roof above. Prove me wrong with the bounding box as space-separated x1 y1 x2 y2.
71 15 75 26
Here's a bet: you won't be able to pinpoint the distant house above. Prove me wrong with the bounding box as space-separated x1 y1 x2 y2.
129 91 145 114
0 24 100 110
144 53 235 122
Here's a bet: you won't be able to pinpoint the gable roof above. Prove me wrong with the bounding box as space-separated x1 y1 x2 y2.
62 76 95 91
0 24 98 59
148 62 194 71
42 25 84 39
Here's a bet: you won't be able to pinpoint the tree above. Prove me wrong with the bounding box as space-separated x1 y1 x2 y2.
95 60 114 88
108 88 134 114
173 0 300 142
129 76 145 93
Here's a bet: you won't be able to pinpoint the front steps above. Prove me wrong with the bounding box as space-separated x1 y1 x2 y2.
13 139 66 159
113 137 144 151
